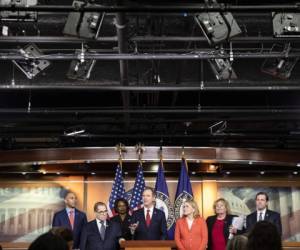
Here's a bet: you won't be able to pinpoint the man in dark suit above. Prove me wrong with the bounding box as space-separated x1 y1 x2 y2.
80 202 122 250
52 191 87 249
131 187 167 240
246 191 282 236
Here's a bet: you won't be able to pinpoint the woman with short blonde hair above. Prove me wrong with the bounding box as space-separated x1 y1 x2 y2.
213 198 231 215
206 198 238 250
175 199 208 250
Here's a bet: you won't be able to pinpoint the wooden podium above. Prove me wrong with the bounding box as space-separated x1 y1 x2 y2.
120 240 177 250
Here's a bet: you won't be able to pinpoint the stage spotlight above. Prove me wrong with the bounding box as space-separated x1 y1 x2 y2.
208 58 237 80
261 43 299 80
0 0 37 21
273 12 300 37
63 0 105 39
66 47 96 81
195 11 241 45
12 44 51 79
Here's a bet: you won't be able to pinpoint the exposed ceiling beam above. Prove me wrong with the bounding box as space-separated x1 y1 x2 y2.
0 146 299 166
1 82 300 91
0 4 300 13
1 51 299 60
0 107 299 114
0 36 299 44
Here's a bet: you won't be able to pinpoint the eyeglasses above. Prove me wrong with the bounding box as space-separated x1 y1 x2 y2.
96 210 108 214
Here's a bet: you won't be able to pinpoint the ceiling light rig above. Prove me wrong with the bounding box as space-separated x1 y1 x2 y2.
63 0 105 39
194 0 241 45
206 46 237 80
261 43 299 80
0 0 38 21
273 12 300 37
67 44 96 81
12 43 51 79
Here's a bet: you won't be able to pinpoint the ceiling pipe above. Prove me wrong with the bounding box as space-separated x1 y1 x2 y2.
0 4 300 13
1 82 300 91
115 3 131 130
1 36 300 44
0 52 299 60
0 108 300 114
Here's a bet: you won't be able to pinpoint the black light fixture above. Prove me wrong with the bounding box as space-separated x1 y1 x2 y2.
0 0 38 21
66 45 96 81
194 0 241 45
12 44 51 79
273 12 300 37
261 43 298 80
63 0 105 39
208 58 237 80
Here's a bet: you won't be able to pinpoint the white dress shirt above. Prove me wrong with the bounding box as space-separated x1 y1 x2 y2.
144 206 154 220
257 208 267 221
66 208 75 218
96 218 107 233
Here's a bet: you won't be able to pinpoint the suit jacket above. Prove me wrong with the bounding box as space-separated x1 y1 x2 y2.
111 214 133 240
52 208 87 249
80 220 122 250
175 216 208 250
131 207 167 240
246 209 282 236
206 214 237 250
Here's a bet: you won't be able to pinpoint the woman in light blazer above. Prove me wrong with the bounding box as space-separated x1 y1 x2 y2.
175 200 208 250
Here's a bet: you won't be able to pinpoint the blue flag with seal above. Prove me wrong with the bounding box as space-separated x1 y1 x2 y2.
174 158 194 220
155 161 175 239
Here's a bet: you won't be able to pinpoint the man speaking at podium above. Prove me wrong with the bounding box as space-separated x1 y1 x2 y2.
131 187 167 240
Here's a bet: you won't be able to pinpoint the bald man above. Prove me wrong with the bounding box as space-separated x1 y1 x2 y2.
52 191 87 249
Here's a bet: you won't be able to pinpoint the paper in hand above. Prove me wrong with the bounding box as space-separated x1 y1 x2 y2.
232 216 244 230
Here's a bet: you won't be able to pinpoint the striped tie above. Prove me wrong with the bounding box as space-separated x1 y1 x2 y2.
69 210 74 229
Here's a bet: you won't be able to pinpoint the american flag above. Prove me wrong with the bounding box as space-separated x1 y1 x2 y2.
130 164 145 210
108 165 126 216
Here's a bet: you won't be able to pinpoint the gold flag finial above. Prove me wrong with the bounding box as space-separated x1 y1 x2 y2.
115 143 126 167
135 143 145 165
181 145 185 158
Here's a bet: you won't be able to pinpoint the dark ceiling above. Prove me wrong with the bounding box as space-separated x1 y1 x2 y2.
1 0 300 150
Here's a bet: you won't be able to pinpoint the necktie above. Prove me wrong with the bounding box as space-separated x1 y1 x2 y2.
258 212 263 221
69 210 74 229
146 209 151 227
99 221 106 240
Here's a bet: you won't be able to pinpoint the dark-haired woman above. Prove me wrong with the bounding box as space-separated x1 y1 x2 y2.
247 221 282 250
111 198 133 240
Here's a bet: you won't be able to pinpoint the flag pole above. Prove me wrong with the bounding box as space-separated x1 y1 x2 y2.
116 143 126 168
159 145 164 169
181 145 188 171
135 143 145 166
131 143 146 210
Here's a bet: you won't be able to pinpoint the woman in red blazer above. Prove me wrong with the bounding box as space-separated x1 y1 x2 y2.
175 200 208 250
